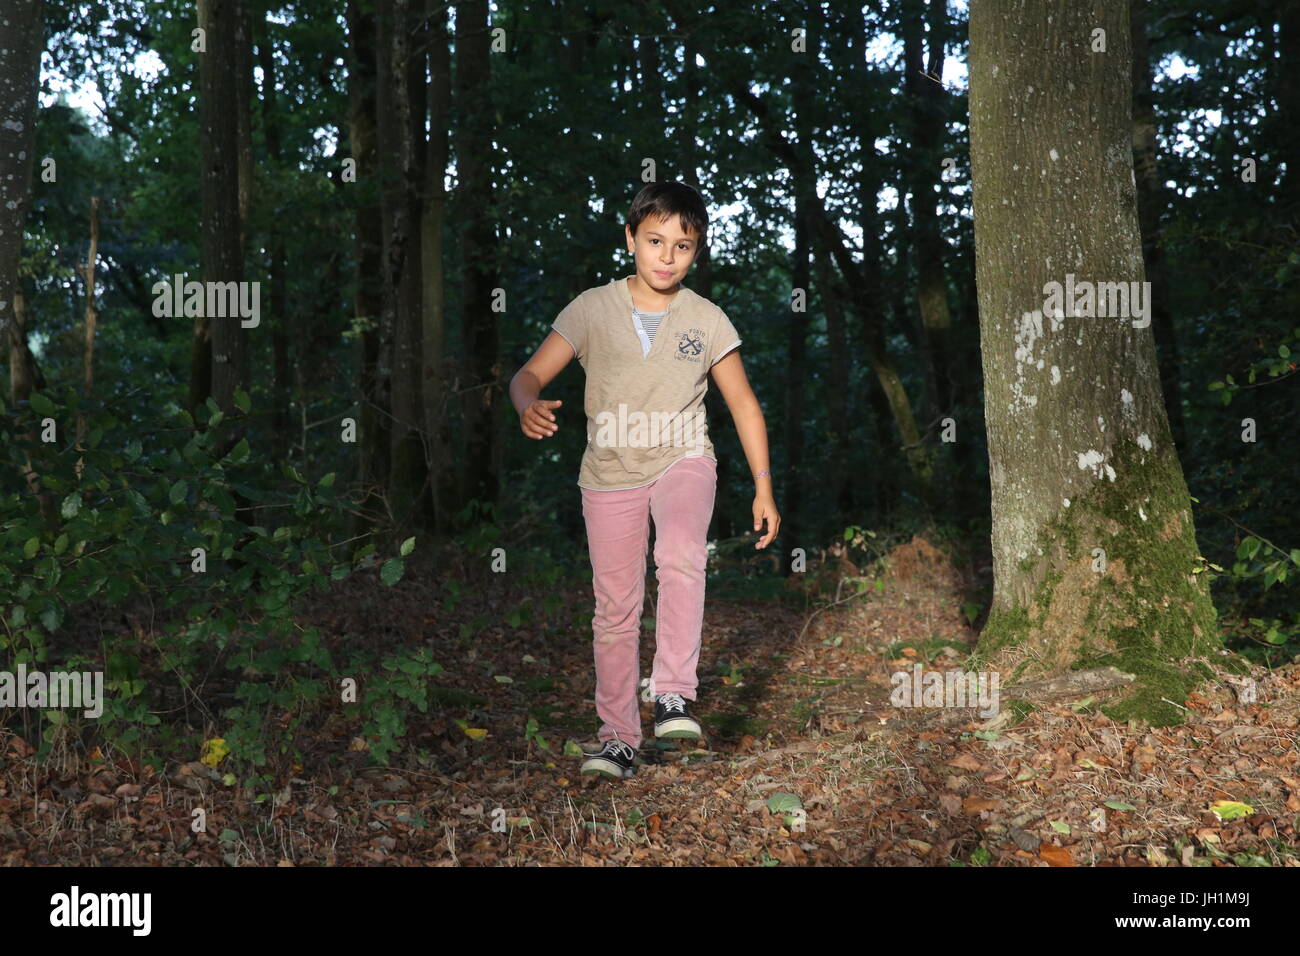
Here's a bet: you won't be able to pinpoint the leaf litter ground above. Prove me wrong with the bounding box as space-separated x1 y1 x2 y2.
2 535 1297 866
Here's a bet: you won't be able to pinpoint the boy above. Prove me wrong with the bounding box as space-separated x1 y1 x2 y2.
509 182 780 778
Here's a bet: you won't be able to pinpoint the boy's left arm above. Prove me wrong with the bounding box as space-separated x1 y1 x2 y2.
710 351 781 549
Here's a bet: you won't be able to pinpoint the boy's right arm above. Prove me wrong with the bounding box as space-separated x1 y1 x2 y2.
510 330 575 439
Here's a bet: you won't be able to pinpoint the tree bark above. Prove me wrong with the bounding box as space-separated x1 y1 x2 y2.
347 0 389 540
456 0 500 512
258 13 293 453
422 0 456 534
969 0 1224 724
380 0 431 537
74 197 101 481
0 0 51 524
0 0 42 364
902 0 957 435
196 0 247 461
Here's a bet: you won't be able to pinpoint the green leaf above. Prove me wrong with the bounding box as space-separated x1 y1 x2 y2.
1104 801 1136 811
1050 820 1071 834
1280 344 1291 359
400 536 416 557
223 437 250 464
766 792 802 813
28 391 56 417
39 606 63 632
60 494 81 519
169 479 188 505
1209 800 1253 821
380 557 404 587
233 388 252 413
23 537 40 559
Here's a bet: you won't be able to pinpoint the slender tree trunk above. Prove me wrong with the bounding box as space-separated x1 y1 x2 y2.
198 0 247 460
0 0 42 412
903 0 956 436
1130 0 1185 455
347 0 388 539
851 2 893 520
456 0 499 512
382 0 431 536
235 0 253 250
258 14 292 451
74 197 101 480
969 0 1223 723
784 31 816 564
422 0 456 534
0 0 40 340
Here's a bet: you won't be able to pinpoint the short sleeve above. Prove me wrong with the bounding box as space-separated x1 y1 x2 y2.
709 308 742 368
551 293 588 361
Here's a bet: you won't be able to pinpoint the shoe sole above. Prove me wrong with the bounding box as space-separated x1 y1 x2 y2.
655 718 702 739
580 757 634 779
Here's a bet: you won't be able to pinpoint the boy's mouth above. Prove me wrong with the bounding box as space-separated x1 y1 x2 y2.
654 270 674 279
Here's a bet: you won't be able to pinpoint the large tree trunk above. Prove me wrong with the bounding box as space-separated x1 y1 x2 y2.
347 0 388 540
422 0 456 534
456 0 499 512
969 0 1223 724
196 0 247 460
1130 0 1185 456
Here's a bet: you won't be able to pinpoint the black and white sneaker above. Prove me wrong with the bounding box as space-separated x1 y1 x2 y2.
654 693 702 740
580 738 637 779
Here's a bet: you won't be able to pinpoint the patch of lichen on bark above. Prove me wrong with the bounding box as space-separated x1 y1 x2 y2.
974 431 1238 726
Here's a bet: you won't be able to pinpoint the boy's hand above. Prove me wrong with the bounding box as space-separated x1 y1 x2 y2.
752 494 781 549
520 398 562 440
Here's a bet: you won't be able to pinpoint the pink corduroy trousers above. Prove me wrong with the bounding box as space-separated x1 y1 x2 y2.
579 455 717 749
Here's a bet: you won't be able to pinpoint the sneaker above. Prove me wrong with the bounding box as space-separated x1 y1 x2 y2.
654 693 702 740
580 738 637 779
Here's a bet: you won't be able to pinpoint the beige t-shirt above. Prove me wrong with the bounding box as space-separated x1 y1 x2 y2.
551 276 742 491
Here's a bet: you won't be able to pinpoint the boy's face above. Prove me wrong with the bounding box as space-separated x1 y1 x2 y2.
625 213 701 290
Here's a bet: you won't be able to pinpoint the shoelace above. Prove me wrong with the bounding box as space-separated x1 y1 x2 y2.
657 692 687 713
602 737 634 760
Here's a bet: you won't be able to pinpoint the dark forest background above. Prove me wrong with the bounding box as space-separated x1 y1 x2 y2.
1 0 1296 773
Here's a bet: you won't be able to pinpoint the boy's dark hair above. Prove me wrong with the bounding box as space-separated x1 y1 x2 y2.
626 182 709 264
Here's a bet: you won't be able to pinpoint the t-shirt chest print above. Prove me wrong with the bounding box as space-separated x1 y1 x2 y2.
673 327 707 363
